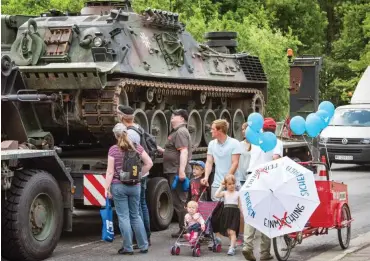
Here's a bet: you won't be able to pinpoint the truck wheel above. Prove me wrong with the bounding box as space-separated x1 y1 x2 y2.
147 177 173 231
2 169 63 261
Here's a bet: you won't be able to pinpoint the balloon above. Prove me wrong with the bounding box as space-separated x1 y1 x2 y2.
318 101 335 118
289 116 306 135
247 113 264 132
316 110 330 128
305 113 322 137
260 132 277 152
245 126 261 145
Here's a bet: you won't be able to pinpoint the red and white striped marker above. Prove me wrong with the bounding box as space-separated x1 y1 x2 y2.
83 174 106 206
315 155 328 181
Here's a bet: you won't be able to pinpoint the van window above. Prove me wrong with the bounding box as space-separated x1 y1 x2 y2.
330 109 370 127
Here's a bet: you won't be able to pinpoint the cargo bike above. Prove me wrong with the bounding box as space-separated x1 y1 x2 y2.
272 158 353 261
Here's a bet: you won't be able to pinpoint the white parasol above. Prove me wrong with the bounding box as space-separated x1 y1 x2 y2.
239 156 320 238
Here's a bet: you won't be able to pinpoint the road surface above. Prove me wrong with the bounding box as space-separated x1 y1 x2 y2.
43 164 370 261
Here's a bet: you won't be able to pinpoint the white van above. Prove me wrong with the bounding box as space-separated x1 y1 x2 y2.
319 67 370 165
319 104 370 165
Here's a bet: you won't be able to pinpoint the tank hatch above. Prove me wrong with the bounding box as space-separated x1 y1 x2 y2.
81 0 133 15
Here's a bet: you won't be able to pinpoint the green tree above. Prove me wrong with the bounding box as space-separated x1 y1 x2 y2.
264 0 327 56
2 0 84 15
321 3 370 105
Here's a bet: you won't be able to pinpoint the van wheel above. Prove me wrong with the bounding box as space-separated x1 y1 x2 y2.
147 177 173 231
2 169 63 261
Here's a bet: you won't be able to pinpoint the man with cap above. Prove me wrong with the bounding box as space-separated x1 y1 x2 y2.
117 105 151 245
242 117 283 261
157 109 192 238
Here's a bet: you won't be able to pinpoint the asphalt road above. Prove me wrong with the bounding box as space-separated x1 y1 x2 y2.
46 164 370 261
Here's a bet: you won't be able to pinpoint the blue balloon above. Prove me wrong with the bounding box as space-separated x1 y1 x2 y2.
316 110 330 128
305 113 322 137
247 113 264 132
245 126 261 145
318 101 335 118
260 132 277 152
290 116 306 135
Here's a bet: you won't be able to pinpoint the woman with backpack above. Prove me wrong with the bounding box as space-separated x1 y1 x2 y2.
105 123 153 255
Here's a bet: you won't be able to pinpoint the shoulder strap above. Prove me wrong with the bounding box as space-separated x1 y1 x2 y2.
127 125 144 135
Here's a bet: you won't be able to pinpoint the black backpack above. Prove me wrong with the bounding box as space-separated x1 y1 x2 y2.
119 144 143 185
127 125 158 161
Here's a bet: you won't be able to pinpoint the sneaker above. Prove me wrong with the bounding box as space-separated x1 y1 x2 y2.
118 248 134 255
140 249 149 254
227 247 236 256
260 253 274 260
242 249 256 261
236 239 243 247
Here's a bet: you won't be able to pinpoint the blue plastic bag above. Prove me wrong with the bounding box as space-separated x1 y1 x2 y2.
171 175 190 192
100 198 114 242
182 177 190 192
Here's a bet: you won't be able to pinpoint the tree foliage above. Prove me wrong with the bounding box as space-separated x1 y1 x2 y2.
2 0 369 120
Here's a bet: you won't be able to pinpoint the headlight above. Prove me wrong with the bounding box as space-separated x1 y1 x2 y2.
93 37 103 47
319 137 328 143
360 139 370 144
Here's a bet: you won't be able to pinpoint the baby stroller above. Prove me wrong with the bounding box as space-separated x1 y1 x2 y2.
170 190 223 257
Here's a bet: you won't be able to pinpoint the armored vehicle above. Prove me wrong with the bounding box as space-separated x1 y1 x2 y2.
1 1 317 260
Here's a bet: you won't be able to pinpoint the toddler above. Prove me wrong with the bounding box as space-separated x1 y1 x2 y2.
186 160 208 203
215 175 241 256
184 201 205 244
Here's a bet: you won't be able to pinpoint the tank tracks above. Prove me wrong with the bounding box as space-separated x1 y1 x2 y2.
81 78 265 150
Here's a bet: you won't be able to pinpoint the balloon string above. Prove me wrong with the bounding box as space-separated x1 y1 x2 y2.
302 135 313 160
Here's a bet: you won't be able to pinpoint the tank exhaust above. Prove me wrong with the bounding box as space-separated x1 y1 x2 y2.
204 32 238 54
80 0 133 15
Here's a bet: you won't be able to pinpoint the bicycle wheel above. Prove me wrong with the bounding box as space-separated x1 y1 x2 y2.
337 204 351 249
273 235 293 261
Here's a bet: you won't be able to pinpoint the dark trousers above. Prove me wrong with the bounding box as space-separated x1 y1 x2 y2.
187 223 201 234
167 173 188 230
139 177 151 238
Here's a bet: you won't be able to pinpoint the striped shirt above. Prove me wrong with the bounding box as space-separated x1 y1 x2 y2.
108 144 144 184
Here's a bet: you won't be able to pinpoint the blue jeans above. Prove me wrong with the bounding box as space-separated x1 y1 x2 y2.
139 177 151 238
111 183 148 252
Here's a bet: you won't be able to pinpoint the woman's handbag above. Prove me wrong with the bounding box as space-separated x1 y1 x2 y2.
100 198 114 242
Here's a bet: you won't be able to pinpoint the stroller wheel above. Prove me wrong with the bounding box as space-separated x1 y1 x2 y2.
175 246 181 255
171 246 176 255
213 244 222 253
192 247 201 257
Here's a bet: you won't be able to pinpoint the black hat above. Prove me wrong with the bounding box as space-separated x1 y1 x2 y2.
118 105 134 115
172 109 188 122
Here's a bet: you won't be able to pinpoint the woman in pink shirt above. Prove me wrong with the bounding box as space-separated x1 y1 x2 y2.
105 123 153 255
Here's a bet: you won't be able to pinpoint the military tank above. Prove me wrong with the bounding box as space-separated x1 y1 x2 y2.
2 0 267 152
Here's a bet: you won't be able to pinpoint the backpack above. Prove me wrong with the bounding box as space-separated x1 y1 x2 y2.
127 125 158 161
119 144 143 185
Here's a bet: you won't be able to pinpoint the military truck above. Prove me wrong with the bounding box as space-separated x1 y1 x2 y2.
1 1 320 260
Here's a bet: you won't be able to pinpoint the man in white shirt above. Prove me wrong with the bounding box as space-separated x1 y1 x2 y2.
201 119 243 201
242 118 283 261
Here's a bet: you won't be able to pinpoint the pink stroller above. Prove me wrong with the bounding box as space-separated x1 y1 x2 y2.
170 197 223 257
